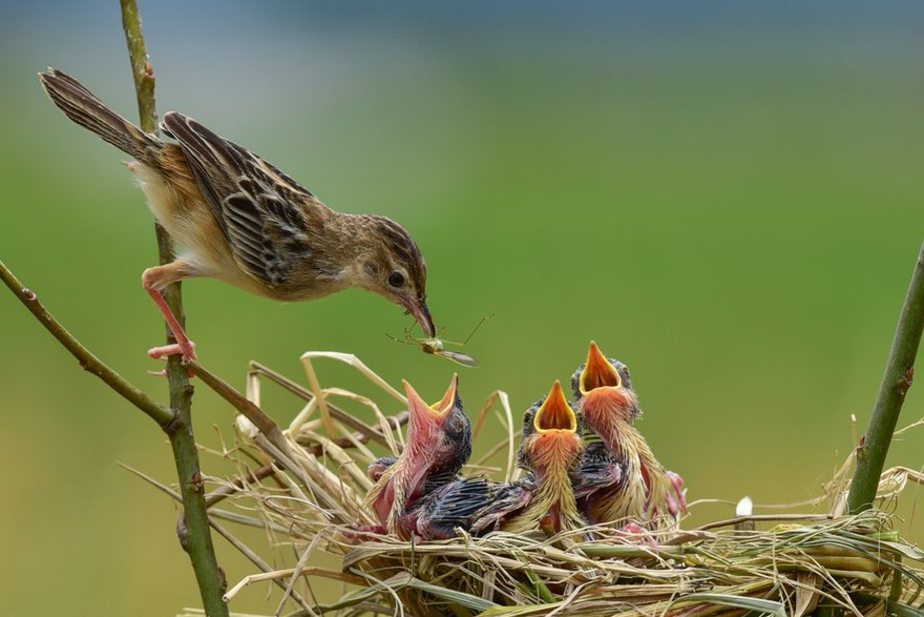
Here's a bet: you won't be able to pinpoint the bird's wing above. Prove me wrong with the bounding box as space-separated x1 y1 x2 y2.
573 442 624 499
423 479 496 529
161 112 325 288
470 484 531 534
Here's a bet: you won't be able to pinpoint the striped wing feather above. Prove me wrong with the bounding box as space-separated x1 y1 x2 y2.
161 112 323 288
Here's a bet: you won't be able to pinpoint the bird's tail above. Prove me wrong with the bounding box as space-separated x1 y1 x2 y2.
38 68 162 163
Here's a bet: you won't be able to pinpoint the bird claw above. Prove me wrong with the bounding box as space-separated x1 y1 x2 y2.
617 522 658 549
147 341 197 363
341 524 387 542
666 471 687 514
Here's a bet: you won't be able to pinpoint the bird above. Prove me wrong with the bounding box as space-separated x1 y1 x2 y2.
571 341 686 529
363 374 471 537
411 380 586 539
38 69 435 362
503 380 586 535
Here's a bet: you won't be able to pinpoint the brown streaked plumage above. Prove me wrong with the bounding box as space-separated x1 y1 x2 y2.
39 69 435 361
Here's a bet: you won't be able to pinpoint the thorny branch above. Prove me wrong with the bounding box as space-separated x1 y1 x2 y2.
122 1 229 614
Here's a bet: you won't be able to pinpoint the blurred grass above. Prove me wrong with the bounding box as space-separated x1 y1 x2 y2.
1 2 923 615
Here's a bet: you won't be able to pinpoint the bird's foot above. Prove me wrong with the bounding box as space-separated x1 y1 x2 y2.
666 471 687 515
616 522 658 549
341 524 388 542
147 340 197 363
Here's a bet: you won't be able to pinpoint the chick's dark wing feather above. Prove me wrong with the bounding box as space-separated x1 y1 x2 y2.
573 442 624 499
161 112 324 288
421 479 530 535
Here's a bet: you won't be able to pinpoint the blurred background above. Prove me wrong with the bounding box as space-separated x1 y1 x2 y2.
1 1 923 614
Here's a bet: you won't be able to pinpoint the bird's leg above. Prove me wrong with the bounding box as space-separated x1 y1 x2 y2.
142 261 198 363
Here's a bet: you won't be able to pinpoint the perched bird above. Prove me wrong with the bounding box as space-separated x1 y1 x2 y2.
412 381 586 540
571 341 686 528
39 69 435 362
363 374 471 536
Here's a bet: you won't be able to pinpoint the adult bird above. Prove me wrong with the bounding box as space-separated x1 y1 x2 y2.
39 69 435 362
411 380 585 539
363 374 471 537
571 342 686 529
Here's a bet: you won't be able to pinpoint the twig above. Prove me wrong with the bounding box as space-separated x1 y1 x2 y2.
119 463 313 613
0 260 172 425
189 361 291 454
120 2 228 615
205 463 278 508
847 242 924 514
248 361 407 448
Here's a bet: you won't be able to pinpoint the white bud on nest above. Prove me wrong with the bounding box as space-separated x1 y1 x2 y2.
736 496 753 517
235 414 259 439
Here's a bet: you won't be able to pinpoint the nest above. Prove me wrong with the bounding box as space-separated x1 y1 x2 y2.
167 352 924 617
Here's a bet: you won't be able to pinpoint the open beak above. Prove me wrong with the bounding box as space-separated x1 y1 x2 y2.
404 296 436 338
579 341 622 395
403 374 459 431
534 381 577 433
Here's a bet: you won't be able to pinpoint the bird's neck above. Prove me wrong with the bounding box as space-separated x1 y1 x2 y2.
305 212 378 286
596 419 678 525
507 435 582 534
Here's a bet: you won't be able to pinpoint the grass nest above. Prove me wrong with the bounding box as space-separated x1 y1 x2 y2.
163 352 924 617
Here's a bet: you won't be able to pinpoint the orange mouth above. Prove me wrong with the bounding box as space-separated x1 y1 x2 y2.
403 373 459 423
579 341 622 394
534 381 577 433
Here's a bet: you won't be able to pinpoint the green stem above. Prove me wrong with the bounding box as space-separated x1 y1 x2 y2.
120 1 229 615
847 242 924 514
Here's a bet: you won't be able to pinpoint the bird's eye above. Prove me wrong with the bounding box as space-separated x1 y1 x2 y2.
388 271 406 288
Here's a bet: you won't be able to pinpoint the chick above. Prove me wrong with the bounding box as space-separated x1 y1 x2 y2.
363 374 471 536
571 342 686 528
411 381 585 539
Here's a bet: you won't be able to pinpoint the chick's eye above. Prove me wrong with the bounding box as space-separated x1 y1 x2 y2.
388 271 406 288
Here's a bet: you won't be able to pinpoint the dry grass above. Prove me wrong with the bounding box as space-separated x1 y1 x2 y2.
161 352 924 617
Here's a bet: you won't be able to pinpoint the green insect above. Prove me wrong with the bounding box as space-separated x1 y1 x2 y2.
389 315 493 368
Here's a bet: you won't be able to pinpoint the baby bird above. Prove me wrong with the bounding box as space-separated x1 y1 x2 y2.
409 381 584 539
504 380 586 535
364 375 471 536
39 69 435 361
572 342 686 528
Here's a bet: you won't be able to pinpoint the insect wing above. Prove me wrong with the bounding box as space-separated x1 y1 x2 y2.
436 350 480 368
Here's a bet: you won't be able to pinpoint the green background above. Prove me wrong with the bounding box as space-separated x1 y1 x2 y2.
1 2 922 614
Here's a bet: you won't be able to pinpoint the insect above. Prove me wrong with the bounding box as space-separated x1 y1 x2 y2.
388 315 493 368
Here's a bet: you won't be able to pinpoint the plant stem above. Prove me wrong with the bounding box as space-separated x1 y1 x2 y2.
120 1 229 614
847 242 924 514
0 260 172 426
188 361 293 457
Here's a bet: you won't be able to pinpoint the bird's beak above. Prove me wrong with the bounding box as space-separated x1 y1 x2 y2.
579 341 622 395
534 381 577 433
403 374 459 432
403 296 436 338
